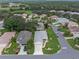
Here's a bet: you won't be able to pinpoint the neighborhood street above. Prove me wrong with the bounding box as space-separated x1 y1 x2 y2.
51 25 79 59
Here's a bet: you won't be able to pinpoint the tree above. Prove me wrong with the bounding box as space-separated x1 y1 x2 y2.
75 38 79 45
62 13 71 19
25 20 38 32
4 15 26 31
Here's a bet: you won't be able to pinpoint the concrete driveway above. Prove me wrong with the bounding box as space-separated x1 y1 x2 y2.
34 43 43 55
18 46 27 55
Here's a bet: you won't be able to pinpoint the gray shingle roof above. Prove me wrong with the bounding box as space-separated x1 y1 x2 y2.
17 31 32 45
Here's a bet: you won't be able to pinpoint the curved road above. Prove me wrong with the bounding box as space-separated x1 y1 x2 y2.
51 25 79 59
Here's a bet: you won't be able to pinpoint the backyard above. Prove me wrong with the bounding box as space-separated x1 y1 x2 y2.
43 28 61 54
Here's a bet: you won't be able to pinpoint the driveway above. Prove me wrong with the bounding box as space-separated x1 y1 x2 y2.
34 43 43 55
18 45 27 55
34 31 48 55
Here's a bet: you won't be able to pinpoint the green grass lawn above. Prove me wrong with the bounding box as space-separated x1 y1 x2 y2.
59 26 68 32
27 32 34 54
67 39 79 50
43 28 61 54
12 10 32 14
0 8 10 11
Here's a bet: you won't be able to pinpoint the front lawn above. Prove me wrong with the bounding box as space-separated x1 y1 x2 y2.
43 28 61 54
67 39 79 50
27 32 34 54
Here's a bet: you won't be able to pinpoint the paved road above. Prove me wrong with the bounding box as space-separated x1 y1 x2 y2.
51 25 79 59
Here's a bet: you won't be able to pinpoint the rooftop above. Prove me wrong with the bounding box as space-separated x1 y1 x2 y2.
34 31 48 44
17 31 32 45
0 32 16 47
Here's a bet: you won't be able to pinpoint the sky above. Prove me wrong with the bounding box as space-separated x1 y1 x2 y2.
0 0 79 3
1 0 79 1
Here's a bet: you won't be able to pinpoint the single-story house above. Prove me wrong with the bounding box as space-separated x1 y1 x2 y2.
17 31 32 55
49 10 56 12
68 21 79 38
17 31 32 46
65 11 79 15
57 10 65 13
32 14 39 18
48 15 59 20
68 21 79 27
34 31 48 44
34 31 48 55
36 22 44 31
57 18 69 26
68 26 79 38
14 13 27 19
0 32 16 55
22 14 28 19
9 3 20 7
40 14 47 18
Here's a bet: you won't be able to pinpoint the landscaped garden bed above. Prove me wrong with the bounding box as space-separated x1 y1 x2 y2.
59 26 73 37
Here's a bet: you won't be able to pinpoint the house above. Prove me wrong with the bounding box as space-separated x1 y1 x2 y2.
9 3 20 7
32 14 39 18
49 15 59 20
17 31 32 46
40 14 47 18
68 21 79 38
57 10 65 13
57 18 69 26
68 21 79 27
34 31 48 55
17 31 32 55
70 12 79 15
49 10 56 12
14 13 27 19
36 22 44 31
0 32 16 55
22 14 27 19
